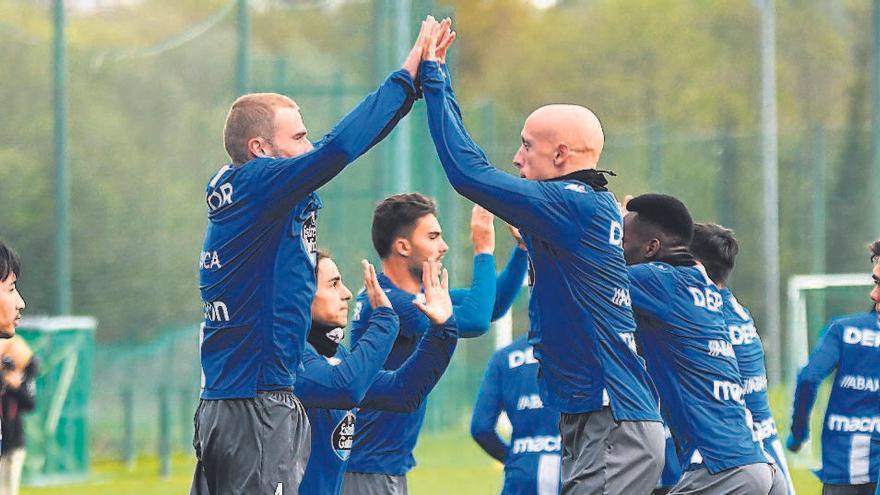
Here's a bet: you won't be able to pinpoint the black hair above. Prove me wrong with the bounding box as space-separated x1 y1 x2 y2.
869 240 880 264
0 241 20 283
314 248 331 277
371 193 438 259
626 193 694 245
691 223 739 285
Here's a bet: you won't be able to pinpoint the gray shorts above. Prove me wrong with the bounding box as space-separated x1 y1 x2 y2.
669 463 787 495
822 483 877 495
189 391 311 495
342 472 408 495
559 407 665 495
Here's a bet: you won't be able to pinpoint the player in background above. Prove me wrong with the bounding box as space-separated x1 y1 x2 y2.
343 196 527 495
787 240 880 495
471 335 562 495
193 19 435 494
420 18 664 494
690 222 795 494
652 427 683 495
298 254 457 495
622 194 785 494
0 242 23 340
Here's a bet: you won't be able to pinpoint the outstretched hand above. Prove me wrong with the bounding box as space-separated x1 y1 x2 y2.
433 17 456 65
402 16 439 80
413 260 452 325
362 259 392 309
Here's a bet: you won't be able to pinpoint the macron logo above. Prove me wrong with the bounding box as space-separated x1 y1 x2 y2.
564 183 587 193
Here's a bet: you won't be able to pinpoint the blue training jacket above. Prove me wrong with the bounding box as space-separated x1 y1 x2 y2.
721 288 775 436
790 311 880 485
471 336 562 495
421 60 660 420
198 69 418 399
297 307 458 494
628 262 769 474
346 249 527 476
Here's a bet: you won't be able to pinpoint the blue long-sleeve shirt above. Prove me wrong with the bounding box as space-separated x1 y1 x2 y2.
471 336 562 495
421 60 660 420
720 288 776 438
198 69 418 399
628 262 769 474
346 250 526 476
298 309 458 494
790 311 880 485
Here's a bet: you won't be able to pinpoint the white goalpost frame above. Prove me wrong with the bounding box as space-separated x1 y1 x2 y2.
785 273 873 467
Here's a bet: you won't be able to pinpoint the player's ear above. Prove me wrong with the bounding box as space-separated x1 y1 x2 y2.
553 144 568 166
644 238 661 259
394 238 411 258
247 137 270 159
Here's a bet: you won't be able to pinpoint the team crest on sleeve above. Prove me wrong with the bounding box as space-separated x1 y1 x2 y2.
332 411 357 461
303 211 318 265
353 301 363 322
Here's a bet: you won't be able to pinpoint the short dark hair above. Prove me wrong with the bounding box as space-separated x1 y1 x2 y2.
626 193 694 244
314 248 331 277
691 223 739 285
0 241 21 283
869 240 880 264
371 193 438 259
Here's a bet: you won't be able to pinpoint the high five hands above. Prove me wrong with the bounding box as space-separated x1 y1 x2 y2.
401 16 456 79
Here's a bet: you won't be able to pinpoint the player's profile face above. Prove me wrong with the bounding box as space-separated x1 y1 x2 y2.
871 263 880 312
311 258 353 328
513 119 556 181
622 212 648 265
407 214 448 273
269 107 314 159
0 273 24 338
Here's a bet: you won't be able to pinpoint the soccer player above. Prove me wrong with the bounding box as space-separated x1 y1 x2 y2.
622 194 785 494
298 254 457 495
786 240 880 495
343 196 527 494
0 241 24 339
192 19 434 495
471 335 562 495
690 222 795 494
420 20 664 494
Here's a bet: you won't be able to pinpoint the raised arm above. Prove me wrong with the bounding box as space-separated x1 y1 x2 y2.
360 259 457 412
295 261 400 409
470 353 507 462
254 21 435 212
448 205 497 338
787 321 842 452
492 227 528 319
421 60 584 244
295 308 398 410
359 317 457 412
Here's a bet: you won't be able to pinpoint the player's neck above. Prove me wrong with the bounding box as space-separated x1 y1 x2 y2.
381 258 422 294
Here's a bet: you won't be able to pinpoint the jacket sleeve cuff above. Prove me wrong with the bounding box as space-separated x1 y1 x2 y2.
388 69 419 98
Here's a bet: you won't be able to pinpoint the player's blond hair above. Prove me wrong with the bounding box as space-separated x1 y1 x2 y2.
223 93 298 165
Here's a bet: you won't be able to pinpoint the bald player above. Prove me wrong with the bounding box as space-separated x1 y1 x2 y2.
420 22 664 494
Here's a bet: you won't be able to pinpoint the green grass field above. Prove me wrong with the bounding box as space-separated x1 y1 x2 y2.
20 430 825 495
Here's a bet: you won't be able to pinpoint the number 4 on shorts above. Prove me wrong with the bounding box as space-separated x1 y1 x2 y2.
274 482 283 495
